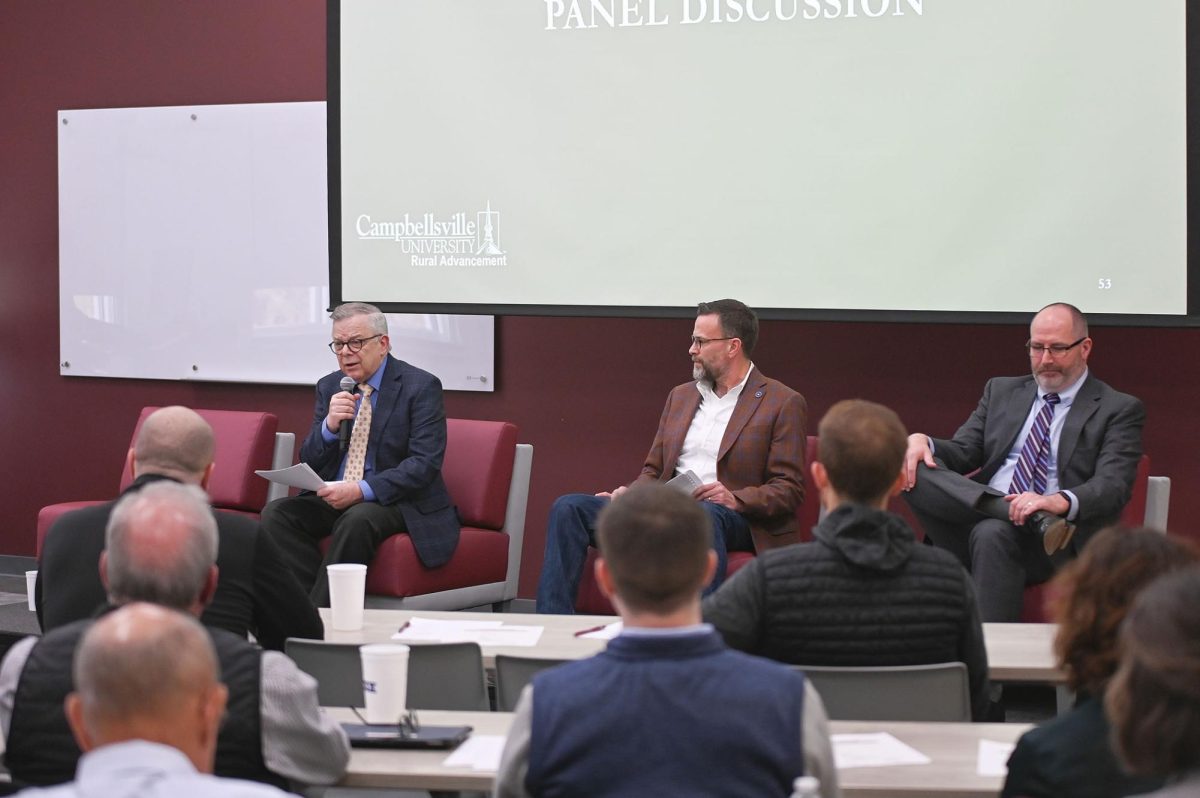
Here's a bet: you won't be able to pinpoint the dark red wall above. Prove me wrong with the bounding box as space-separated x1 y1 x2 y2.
3 1 1197 597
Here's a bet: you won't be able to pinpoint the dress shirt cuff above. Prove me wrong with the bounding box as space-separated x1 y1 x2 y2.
320 423 337 444
359 480 376 502
1060 490 1079 521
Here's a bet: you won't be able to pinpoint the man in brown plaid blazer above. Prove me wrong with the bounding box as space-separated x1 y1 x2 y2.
536 299 808 614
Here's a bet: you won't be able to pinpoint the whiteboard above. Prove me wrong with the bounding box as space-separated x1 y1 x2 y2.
57 102 494 391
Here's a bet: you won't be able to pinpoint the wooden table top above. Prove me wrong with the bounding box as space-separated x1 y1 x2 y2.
329 708 1030 797
320 609 1064 685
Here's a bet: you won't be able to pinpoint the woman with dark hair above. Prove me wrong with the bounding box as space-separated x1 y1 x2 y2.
1001 527 1199 798
1106 566 1200 797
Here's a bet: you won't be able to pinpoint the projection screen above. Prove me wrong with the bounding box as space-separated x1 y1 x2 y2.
330 0 1189 319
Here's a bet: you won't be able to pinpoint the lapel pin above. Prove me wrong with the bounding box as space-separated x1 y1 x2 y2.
755 390 763 398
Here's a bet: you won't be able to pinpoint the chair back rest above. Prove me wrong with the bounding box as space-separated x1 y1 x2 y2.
796 662 971 722
285 638 364 708
494 655 569 712
284 638 489 711
120 407 278 512
407 642 489 711
443 419 519 529
1118 454 1151 526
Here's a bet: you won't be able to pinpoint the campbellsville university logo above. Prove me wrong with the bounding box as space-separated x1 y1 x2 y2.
355 201 508 267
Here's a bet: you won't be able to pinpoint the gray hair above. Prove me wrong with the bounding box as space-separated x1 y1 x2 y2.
74 603 217 724
104 481 218 609
330 302 389 336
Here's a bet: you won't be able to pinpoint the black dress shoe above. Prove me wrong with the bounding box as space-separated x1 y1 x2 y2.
1028 511 1076 556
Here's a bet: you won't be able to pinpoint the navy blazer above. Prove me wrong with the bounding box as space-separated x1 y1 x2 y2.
299 354 460 568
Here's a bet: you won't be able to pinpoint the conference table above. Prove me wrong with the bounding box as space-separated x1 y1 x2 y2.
330 708 1031 797
320 609 1064 685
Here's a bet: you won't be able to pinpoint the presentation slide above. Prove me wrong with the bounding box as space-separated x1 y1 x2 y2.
333 0 1187 316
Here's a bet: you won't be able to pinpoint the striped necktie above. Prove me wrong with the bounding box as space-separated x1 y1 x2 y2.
1009 393 1060 495
343 384 374 482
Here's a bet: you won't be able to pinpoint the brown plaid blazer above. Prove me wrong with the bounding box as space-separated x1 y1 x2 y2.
633 366 808 551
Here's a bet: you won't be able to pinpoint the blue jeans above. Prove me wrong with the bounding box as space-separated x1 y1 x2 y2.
535 493 752 614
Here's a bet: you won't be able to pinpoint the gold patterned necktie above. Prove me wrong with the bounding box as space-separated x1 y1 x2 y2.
343 384 374 482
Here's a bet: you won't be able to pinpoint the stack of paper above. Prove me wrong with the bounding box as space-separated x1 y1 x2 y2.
392 616 544 647
831 733 932 769
443 735 506 771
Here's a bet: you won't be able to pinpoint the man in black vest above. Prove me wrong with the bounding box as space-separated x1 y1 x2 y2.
0 481 349 790
26 603 290 797
495 484 839 798
703 399 991 721
36 405 322 650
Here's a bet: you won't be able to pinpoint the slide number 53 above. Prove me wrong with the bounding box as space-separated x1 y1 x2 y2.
1098 278 1113 290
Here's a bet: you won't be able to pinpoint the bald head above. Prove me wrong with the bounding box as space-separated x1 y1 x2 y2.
104 480 218 611
133 406 215 483
67 603 226 771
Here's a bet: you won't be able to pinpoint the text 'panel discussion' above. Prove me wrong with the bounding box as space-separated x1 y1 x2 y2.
3 1 1200 797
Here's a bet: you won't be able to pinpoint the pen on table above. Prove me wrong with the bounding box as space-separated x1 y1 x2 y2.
396 621 410 634
574 624 608 638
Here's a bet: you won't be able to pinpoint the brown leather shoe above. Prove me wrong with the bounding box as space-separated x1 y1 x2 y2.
1028 511 1076 556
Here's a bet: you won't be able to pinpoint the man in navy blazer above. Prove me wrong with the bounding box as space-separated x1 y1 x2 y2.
902 302 1144 622
260 302 458 605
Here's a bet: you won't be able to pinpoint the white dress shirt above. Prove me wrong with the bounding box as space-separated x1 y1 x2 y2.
675 364 755 484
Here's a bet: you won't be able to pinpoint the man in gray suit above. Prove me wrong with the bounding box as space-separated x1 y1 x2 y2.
903 302 1144 622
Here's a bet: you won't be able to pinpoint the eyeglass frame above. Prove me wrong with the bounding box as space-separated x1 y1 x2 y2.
328 334 383 354
1025 336 1087 357
689 336 733 348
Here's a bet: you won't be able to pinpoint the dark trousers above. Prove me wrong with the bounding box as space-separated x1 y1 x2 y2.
259 494 406 606
535 493 753 614
903 462 1061 622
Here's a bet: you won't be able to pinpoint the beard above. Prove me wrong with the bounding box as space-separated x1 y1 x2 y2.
692 359 717 384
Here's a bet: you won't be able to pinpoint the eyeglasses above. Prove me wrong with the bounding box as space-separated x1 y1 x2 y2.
1026 336 1087 357
328 334 382 354
690 336 732 348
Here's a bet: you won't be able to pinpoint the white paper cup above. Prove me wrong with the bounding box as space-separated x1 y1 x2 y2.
327 563 368 631
360 643 410 723
25 571 37 612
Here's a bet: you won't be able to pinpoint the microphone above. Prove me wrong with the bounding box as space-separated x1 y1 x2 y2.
338 375 357 452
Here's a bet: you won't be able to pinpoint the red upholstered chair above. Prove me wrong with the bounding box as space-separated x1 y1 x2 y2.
36 407 284 558
1019 453 1151 622
574 435 820 615
358 419 533 611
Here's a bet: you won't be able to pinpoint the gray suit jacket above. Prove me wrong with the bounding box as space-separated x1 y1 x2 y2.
933 373 1144 547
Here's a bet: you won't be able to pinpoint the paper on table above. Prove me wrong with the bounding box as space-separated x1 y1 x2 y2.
443 734 507 771
254 463 328 491
977 739 1015 777
832 733 932 769
392 616 545 647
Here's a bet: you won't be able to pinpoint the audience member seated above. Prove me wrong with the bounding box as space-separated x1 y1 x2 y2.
37 405 322 650
496 484 839 797
1002 527 1198 797
0 481 349 790
537 299 808 613
11 603 291 798
1106 565 1200 798
703 399 991 721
